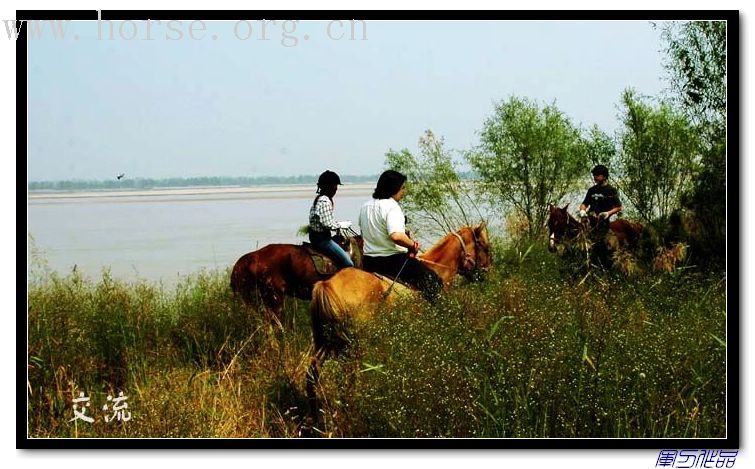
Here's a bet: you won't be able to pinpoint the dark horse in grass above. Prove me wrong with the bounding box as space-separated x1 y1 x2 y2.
230 232 362 322
547 204 643 263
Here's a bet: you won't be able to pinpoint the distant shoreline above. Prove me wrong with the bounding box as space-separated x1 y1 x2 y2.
28 183 376 200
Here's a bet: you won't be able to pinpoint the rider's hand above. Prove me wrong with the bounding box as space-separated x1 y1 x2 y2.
408 241 420 257
337 220 352 229
598 212 610 220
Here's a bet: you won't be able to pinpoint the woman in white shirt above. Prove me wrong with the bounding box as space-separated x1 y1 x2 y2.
359 170 442 301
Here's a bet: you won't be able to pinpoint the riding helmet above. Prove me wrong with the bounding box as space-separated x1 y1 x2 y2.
317 170 342 187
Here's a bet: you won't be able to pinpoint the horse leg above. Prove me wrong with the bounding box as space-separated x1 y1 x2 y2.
259 288 285 329
269 299 285 331
281 296 298 331
304 352 323 436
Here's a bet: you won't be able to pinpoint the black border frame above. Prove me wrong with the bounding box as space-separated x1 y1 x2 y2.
18 9 740 450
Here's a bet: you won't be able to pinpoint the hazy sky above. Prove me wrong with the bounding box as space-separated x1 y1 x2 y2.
27 19 667 181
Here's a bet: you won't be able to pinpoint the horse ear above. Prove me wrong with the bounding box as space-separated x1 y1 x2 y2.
475 220 488 236
563 203 570 212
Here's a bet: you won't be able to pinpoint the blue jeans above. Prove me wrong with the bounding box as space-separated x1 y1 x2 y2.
311 236 354 268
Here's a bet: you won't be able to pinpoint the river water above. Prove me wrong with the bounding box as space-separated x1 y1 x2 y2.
28 184 589 285
27 185 375 284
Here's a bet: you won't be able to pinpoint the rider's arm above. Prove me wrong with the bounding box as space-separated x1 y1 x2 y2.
386 205 419 251
599 188 623 218
389 231 418 251
606 188 623 218
603 205 622 218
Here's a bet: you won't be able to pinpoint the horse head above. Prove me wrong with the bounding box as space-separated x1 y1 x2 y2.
457 221 492 280
547 204 580 252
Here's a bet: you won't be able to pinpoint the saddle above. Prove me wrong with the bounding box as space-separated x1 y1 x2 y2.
303 235 363 275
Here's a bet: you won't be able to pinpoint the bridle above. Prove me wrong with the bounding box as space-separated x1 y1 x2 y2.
416 228 485 273
449 231 474 272
453 227 488 273
550 212 583 245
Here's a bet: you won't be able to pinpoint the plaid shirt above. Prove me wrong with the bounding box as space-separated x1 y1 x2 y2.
309 195 339 232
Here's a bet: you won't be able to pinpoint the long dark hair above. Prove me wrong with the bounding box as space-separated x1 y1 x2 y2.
372 170 407 199
317 184 337 200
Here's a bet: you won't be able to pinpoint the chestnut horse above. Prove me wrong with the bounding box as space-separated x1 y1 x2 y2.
547 204 643 254
304 223 491 418
230 233 361 322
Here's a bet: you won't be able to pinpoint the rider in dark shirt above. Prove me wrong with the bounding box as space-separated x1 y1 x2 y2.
579 165 622 220
578 165 622 267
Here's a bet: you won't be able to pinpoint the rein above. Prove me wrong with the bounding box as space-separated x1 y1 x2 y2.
555 214 593 243
573 215 610 243
381 226 485 301
416 257 456 270
382 256 411 300
418 230 478 272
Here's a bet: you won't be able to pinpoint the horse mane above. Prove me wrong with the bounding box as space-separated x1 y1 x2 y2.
567 212 581 230
421 227 470 259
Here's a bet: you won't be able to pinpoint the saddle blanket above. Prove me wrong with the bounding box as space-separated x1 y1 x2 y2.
302 243 340 275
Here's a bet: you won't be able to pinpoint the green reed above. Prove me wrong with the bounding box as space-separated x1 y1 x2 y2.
26 241 726 438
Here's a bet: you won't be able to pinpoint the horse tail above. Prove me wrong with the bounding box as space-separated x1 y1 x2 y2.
230 258 243 293
230 253 255 303
310 279 349 356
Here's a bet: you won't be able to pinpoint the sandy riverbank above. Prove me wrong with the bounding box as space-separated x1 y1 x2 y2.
28 183 376 200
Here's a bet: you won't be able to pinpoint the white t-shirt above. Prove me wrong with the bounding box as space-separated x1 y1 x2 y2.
359 197 408 256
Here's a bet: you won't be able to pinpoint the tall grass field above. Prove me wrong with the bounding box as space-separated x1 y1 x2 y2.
26 240 726 438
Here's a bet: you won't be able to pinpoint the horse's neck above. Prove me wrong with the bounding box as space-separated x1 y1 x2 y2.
420 232 462 283
567 216 582 235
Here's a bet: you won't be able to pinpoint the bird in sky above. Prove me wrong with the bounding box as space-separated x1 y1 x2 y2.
117 173 125 180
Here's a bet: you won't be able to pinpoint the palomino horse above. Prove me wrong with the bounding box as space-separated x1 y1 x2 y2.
230 232 362 322
305 222 491 419
547 204 643 257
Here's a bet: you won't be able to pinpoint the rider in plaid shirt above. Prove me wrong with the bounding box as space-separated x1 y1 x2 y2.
310 195 339 232
308 170 355 268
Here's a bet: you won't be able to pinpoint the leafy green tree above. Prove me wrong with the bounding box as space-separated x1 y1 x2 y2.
468 96 589 238
661 20 727 264
583 125 617 168
616 90 701 223
386 130 483 237
662 21 726 135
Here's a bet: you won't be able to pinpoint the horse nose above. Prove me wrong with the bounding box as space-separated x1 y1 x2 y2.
472 268 490 282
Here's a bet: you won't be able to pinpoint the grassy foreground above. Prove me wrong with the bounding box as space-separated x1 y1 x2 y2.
26 242 726 438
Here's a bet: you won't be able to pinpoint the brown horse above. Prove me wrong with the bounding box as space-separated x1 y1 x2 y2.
547 204 643 254
305 223 491 418
230 233 362 322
